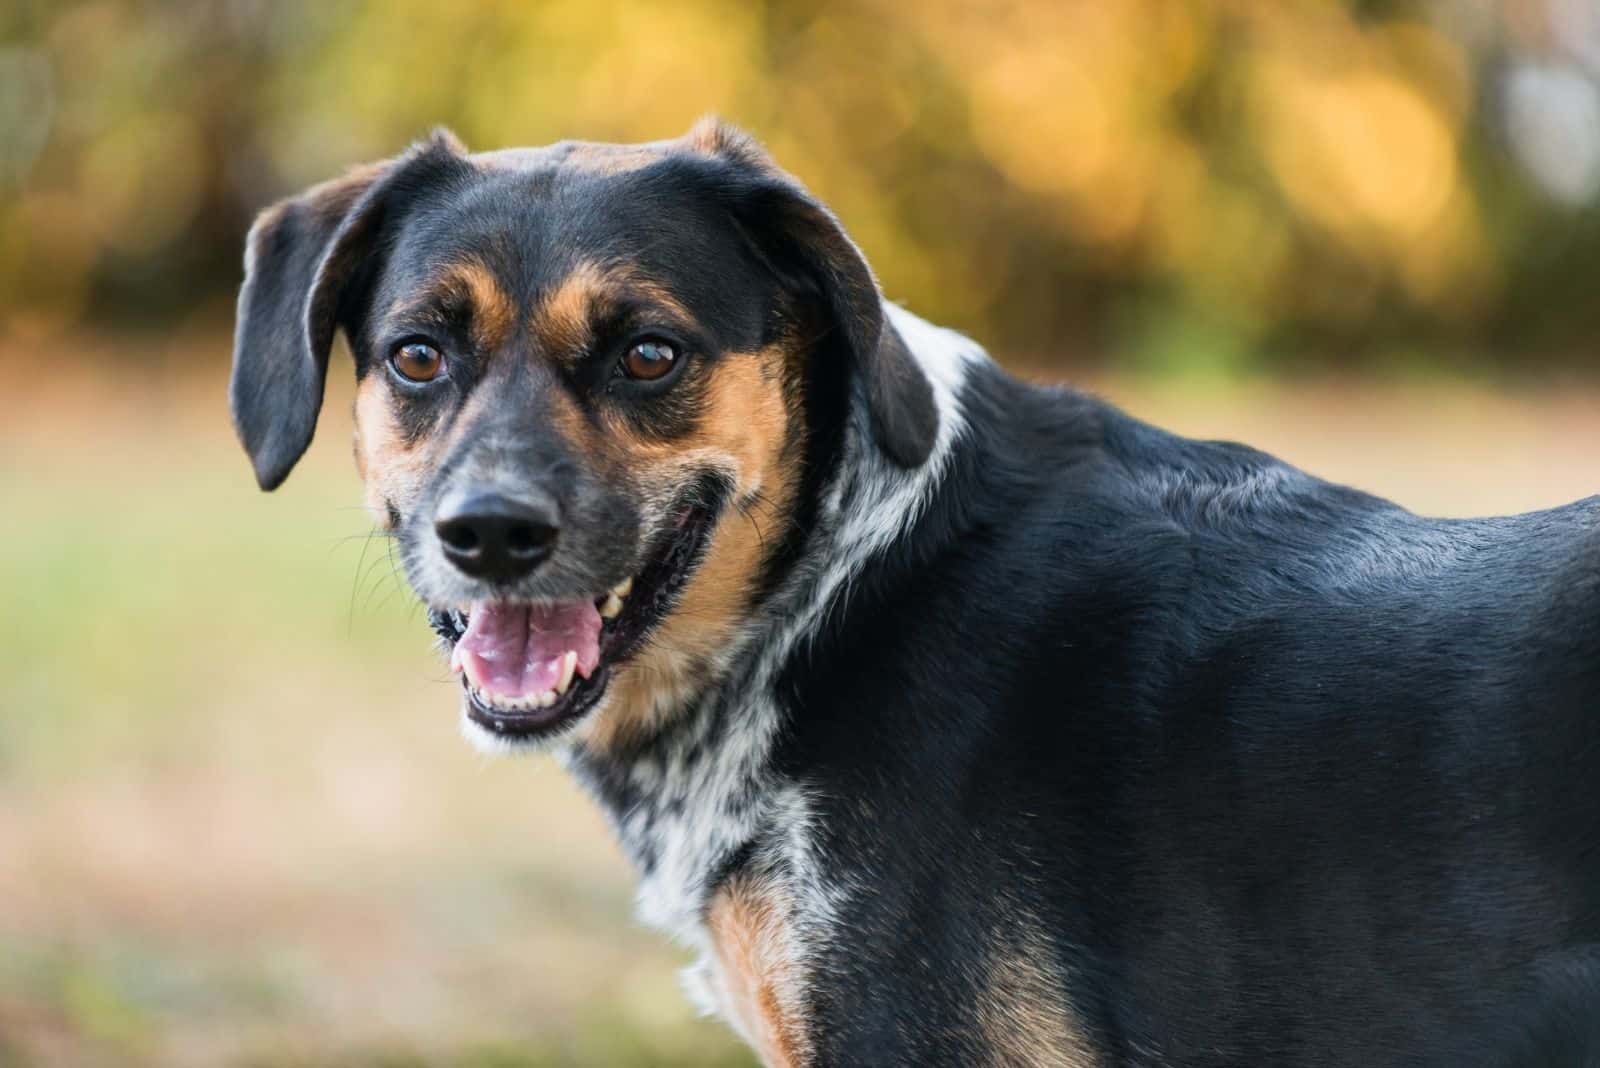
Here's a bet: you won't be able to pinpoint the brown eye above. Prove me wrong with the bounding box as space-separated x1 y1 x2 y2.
391 342 444 383
620 339 678 382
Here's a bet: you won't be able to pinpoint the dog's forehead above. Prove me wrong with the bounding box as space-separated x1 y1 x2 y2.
376 143 764 339
384 159 655 281
428 139 729 262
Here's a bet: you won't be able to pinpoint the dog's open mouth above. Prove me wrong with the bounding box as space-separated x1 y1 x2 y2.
428 487 723 740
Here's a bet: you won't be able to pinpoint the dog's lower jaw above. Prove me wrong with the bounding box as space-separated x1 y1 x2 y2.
457 694 584 754
456 656 708 757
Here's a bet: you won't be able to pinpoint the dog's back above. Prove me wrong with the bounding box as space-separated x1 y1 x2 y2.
1465 948 1600 1067
778 361 1600 1064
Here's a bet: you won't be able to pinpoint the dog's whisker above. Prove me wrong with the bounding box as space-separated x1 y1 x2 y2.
346 525 385 634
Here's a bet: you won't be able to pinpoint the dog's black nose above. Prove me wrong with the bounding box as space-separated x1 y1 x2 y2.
434 491 559 582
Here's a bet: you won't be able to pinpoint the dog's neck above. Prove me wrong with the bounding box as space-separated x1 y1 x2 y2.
559 304 982 947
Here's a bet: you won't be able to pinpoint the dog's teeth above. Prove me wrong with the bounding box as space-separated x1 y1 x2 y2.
611 576 633 598
600 593 623 619
450 645 464 674
465 646 582 713
555 651 577 694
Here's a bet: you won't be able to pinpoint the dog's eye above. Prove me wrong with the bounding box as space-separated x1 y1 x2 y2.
620 339 678 382
391 342 444 383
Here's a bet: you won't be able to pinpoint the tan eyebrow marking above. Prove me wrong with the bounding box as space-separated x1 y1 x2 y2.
531 261 698 360
533 261 609 357
389 260 517 352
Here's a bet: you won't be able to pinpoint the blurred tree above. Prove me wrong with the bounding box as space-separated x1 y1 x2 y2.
1 0 1596 371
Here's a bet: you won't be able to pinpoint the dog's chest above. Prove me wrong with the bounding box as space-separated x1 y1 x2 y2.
599 700 790 940
565 706 821 1058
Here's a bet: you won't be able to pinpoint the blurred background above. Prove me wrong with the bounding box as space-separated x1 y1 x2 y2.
1 1 1597 1065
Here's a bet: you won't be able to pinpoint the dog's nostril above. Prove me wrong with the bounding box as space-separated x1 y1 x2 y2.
433 492 560 581
437 521 480 554
504 521 541 557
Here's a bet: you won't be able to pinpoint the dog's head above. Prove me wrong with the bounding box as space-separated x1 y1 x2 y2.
230 119 937 749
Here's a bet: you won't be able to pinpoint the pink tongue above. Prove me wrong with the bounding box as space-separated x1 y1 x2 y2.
452 600 602 698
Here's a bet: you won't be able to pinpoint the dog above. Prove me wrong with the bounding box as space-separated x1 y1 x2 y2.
229 119 1600 1067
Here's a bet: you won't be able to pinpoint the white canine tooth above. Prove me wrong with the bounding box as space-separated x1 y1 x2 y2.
556 651 577 695
611 576 633 598
600 593 623 619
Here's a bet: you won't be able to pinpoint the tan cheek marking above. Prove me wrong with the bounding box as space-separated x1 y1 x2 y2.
663 352 796 646
706 876 812 1068
589 347 800 752
976 920 1098 1068
353 376 434 525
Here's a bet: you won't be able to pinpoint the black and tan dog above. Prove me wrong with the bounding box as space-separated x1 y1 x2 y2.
230 120 1600 1067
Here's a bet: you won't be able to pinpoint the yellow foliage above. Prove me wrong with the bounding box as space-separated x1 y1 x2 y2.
0 0 1580 359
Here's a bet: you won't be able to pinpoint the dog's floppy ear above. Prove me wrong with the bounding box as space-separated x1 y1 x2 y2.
681 118 938 468
230 130 469 490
